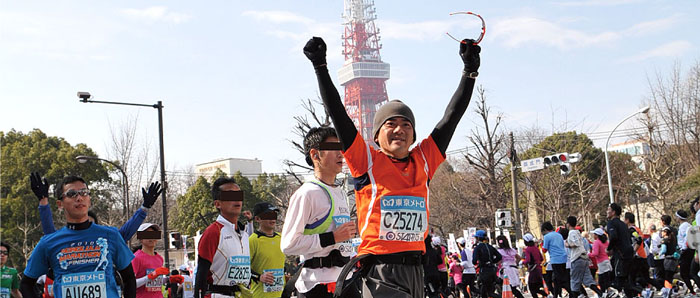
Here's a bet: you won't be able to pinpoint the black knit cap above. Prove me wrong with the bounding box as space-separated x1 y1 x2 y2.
372 100 416 144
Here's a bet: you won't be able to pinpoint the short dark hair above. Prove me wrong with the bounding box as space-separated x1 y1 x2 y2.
211 177 238 201
541 221 554 232
303 126 338 166
661 215 672 226
566 216 577 227
558 227 569 240
88 210 99 225
624 212 635 224
55 175 87 200
597 233 608 243
0 242 9 254
609 203 622 216
525 239 535 247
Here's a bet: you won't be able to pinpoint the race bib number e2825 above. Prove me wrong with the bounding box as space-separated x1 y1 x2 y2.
226 256 251 286
262 269 284 293
379 196 427 242
61 271 106 298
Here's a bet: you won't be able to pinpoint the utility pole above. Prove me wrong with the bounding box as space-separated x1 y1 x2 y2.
509 132 523 241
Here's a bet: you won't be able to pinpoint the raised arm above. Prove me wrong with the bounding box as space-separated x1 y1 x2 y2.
304 37 358 150
31 172 56 235
430 39 481 156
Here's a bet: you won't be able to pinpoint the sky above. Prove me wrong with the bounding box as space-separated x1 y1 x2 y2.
2 0 699 177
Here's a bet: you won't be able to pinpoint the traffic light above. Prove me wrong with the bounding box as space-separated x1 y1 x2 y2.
560 162 571 175
544 153 568 167
495 209 512 227
170 232 182 249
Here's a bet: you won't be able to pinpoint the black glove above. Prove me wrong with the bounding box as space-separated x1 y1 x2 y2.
30 172 50 200
141 182 163 209
460 39 481 73
303 36 327 68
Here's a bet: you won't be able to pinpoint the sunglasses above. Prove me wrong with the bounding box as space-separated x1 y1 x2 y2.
62 188 90 199
0 251 8 256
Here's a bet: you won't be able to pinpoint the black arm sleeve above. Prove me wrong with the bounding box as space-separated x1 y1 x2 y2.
119 264 137 298
20 276 39 298
194 256 212 298
430 73 477 156
314 66 358 151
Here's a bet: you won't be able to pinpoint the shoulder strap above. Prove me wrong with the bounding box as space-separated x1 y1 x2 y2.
303 181 336 235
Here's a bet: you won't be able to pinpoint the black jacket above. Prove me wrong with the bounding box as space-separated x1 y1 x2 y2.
472 242 502 268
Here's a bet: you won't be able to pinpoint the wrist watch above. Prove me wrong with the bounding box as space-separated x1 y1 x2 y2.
466 71 479 79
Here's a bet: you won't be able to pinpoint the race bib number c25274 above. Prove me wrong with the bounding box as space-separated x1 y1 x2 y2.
262 269 284 293
378 196 427 242
61 271 106 298
226 256 251 286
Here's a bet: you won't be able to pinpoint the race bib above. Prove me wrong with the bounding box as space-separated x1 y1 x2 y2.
61 271 106 298
333 215 354 255
379 196 427 242
225 256 251 285
262 269 284 293
1 287 10 298
144 269 165 292
183 281 193 291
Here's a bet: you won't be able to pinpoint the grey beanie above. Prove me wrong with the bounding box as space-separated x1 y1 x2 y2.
372 100 416 143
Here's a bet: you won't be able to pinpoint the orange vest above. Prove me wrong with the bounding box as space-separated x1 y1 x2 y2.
343 133 444 255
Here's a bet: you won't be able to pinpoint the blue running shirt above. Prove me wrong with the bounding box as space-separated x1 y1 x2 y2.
24 224 134 298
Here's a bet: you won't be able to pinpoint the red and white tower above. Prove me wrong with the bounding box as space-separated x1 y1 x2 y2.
338 0 390 142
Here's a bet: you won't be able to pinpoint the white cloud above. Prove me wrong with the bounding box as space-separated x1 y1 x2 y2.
0 11 124 60
619 40 693 63
622 15 680 36
241 10 314 25
556 0 643 7
490 14 682 50
378 20 463 42
121 6 191 24
490 17 619 50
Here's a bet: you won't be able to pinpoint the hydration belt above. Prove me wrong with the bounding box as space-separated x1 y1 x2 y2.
208 284 240 296
303 249 350 269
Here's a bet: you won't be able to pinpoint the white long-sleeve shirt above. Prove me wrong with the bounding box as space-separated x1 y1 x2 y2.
280 179 352 293
679 221 691 249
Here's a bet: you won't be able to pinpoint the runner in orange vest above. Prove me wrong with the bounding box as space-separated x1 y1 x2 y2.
303 35 481 297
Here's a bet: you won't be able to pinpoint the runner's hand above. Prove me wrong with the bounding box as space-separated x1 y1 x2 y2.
333 221 356 243
260 271 275 285
148 267 170 279
169 275 184 284
460 39 481 73
243 210 253 221
303 37 327 67
142 182 163 209
30 172 50 200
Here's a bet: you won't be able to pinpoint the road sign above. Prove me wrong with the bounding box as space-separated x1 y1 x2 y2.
520 157 545 172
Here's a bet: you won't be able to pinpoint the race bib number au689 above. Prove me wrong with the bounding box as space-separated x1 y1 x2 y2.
226 256 251 286
61 271 106 298
379 196 427 242
262 269 284 293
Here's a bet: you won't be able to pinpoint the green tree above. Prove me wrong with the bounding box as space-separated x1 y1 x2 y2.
1 129 111 271
170 176 216 237
518 131 635 227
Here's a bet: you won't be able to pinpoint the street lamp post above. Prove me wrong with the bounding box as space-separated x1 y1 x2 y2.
75 155 130 219
604 106 651 204
77 91 171 269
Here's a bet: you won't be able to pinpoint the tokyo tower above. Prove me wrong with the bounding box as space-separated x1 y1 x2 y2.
338 0 390 142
